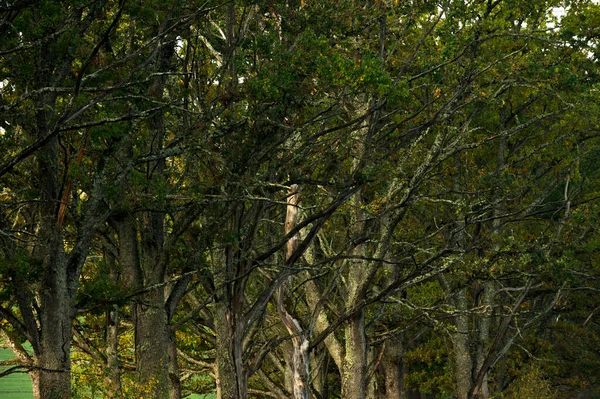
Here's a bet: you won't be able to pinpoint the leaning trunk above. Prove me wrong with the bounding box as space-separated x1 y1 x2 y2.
277 185 310 399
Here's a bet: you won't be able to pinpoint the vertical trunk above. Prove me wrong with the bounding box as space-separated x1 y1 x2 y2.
31 371 41 399
37 271 73 399
113 210 171 397
106 306 121 397
35 98 73 399
214 300 247 399
165 276 191 399
452 289 473 399
341 313 368 399
168 329 182 399
341 187 370 399
305 280 344 372
105 251 121 397
473 283 493 399
382 337 405 399
136 213 170 397
9 4 109 397
135 288 170 397
366 347 377 399
133 28 176 398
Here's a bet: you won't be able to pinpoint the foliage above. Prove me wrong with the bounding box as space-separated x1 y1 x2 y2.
1 0 600 399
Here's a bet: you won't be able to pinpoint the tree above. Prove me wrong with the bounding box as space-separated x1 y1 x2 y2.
2 1 600 399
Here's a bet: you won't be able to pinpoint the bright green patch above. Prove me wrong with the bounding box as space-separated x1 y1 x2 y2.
0 347 33 399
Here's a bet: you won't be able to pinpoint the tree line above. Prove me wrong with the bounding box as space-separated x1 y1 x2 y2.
1 0 600 398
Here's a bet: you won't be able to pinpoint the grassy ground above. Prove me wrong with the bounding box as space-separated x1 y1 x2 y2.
0 346 33 399
1 346 215 399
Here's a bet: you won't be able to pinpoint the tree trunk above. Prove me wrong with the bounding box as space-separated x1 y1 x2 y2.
277 185 311 399
135 211 170 398
106 306 121 398
168 329 182 399
382 337 405 399
135 288 171 397
214 300 247 399
34 132 74 399
133 28 176 398
36 251 73 399
473 282 493 399
341 312 368 399
451 288 473 399
341 188 370 399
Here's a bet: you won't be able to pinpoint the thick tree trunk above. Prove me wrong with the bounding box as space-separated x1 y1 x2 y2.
112 210 171 398
382 337 405 399
135 289 171 397
34 133 74 399
132 28 176 398
30 371 41 399
35 253 74 399
341 312 368 399
136 213 170 398
214 300 247 399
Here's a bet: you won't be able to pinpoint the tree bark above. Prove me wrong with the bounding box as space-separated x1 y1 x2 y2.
106 305 121 398
382 337 405 399
277 185 311 399
214 299 247 399
451 288 473 399
341 312 368 399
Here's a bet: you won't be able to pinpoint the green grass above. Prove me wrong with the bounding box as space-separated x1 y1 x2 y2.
1 346 216 399
0 346 34 399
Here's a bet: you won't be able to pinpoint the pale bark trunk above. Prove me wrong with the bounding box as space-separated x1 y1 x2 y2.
341 313 368 399
305 279 344 371
452 289 473 399
31 371 41 399
340 187 369 399
277 185 311 399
